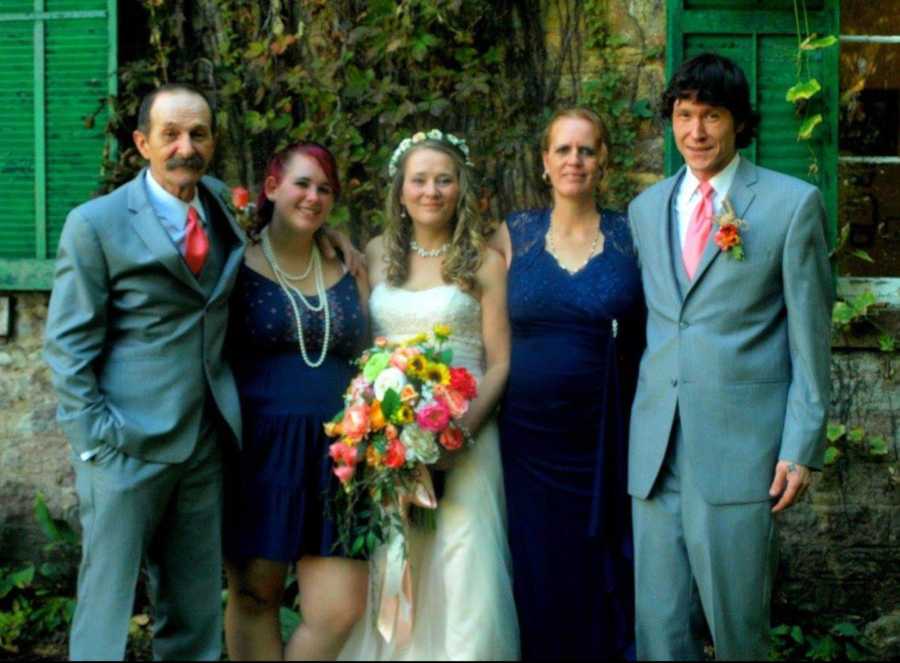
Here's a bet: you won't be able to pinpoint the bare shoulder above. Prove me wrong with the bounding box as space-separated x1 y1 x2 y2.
476 246 507 289
366 234 387 284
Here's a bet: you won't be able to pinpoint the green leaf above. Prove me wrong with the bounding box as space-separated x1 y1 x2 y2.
772 624 792 637
847 427 865 444
438 348 453 365
631 99 654 119
786 79 822 103
832 302 855 328
826 422 846 443
850 249 875 263
791 624 805 644
845 641 863 660
798 114 823 140
380 388 401 419
801 34 839 50
350 535 365 556
34 494 60 542
868 435 889 456
878 334 896 353
279 607 301 642
824 446 840 465
832 622 860 637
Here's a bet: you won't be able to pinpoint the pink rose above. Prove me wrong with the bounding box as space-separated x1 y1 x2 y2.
348 376 372 401
416 402 451 433
389 347 421 372
341 404 370 440
333 464 356 485
329 442 358 466
433 384 469 419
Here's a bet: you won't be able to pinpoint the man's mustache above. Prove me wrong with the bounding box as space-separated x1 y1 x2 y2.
166 154 206 171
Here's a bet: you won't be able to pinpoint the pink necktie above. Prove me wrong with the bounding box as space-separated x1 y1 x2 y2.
184 206 209 275
683 181 715 279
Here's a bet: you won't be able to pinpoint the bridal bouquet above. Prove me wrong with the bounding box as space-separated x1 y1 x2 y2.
325 324 478 559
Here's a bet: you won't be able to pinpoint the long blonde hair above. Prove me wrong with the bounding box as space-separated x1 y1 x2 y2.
383 140 486 292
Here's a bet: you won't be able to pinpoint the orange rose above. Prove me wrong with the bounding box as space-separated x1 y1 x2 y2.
323 420 343 438
433 384 469 418
231 186 250 210
370 401 387 431
341 403 370 441
715 223 741 251
439 426 465 451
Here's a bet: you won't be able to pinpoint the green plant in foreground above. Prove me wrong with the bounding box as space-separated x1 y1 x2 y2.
770 621 870 661
0 494 80 653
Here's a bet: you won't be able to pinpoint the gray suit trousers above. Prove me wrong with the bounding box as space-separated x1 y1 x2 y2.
68 420 225 661
632 421 777 661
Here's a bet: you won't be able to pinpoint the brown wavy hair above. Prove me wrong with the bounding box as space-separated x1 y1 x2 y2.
383 140 486 293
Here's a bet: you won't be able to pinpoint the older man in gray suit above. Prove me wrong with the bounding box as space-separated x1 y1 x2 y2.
628 54 832 660
44 84 245 660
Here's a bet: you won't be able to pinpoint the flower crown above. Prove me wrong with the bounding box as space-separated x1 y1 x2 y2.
388 128 473 177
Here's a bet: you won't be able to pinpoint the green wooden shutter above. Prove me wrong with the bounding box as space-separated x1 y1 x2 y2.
666 0 839 246
0 0 116 290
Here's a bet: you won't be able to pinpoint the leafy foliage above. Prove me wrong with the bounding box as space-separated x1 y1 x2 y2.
105 1 651 242
770 621 871 661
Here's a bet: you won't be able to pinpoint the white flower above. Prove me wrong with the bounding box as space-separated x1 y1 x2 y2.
427 128 443 140
412 131 426 142
401 424 440 464
373 367 408 401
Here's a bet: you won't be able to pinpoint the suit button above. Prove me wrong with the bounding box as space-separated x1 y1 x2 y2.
671 378 678 387
680 321 689 329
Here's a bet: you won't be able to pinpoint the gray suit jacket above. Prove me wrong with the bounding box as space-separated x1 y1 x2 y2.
627 158 833 504
44 169 245 463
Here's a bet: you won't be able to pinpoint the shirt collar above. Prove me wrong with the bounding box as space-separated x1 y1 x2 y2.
145 169 206 225
683 152 741 201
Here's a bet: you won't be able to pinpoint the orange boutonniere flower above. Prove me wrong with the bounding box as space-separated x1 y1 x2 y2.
714 198 746 260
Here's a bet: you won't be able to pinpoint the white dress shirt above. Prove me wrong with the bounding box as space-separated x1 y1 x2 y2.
675 153 741 249
144 170 208 255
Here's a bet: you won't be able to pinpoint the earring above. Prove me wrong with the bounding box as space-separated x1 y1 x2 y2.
542 171 550 185
400 206 409 220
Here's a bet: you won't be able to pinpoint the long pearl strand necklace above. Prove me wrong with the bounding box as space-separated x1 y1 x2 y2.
545 212 603 275
260 226 330 368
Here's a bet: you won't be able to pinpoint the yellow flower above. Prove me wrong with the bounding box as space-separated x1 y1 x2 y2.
433 323 452 340
366 445 383 468
391 404 415 425
407 355 428 377
425 362 451 385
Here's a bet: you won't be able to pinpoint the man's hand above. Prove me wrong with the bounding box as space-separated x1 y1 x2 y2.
317 227 366 277
769 460 811 513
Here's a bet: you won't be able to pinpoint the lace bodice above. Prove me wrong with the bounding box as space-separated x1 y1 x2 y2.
369 283 485 379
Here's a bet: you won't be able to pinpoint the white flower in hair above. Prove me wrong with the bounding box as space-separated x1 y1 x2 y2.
387 128 474 177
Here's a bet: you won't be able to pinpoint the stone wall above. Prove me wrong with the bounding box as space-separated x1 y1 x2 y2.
0 292 77 561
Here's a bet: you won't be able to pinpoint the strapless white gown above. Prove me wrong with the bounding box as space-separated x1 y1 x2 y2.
338 283 520 661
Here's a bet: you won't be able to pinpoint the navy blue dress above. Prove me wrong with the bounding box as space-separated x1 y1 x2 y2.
499 209 643 661
224 263 367 563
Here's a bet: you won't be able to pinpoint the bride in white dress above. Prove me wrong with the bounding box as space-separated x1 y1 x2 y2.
338 131 519 661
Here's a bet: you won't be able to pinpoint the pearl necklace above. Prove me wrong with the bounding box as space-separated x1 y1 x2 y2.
260 227 330 368
410 239 450 258
545 215 603 275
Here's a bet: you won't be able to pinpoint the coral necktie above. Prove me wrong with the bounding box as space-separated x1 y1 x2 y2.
184 206 209 275
683 181 715 279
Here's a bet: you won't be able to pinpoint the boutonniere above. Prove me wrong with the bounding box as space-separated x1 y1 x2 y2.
223 186 255 230
714 198 746 260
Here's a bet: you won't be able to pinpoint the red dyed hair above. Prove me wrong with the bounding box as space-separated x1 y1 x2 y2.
250 142 341 238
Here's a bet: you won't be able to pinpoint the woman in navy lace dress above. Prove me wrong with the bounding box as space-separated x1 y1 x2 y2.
490 109 644 660
223 143 370 660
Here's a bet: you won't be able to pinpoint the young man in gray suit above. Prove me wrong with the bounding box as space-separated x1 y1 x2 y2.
44 84 245 660
627 54 833 660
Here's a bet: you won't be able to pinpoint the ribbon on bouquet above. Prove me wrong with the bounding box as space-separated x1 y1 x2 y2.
375 464 437 646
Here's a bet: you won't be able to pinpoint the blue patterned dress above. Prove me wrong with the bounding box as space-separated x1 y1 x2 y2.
224 263 367 563
499 208 643 660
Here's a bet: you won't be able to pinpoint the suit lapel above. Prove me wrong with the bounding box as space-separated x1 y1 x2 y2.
656 169 685 303
201 181 246 303
683 158 758 299
127 172 205 295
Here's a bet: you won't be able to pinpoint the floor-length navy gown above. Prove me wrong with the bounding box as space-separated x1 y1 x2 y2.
224 264 367 562
499 208 643 660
